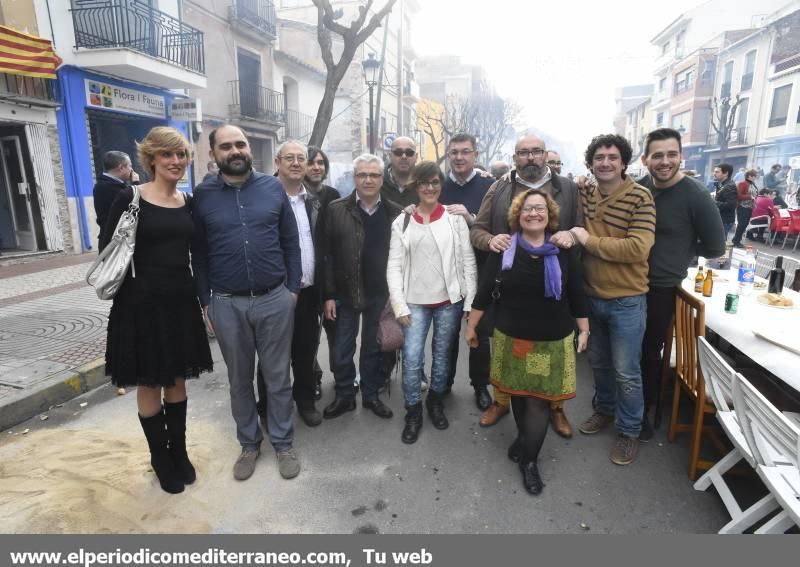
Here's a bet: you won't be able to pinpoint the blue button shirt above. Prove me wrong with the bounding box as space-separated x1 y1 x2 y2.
192 171 301 305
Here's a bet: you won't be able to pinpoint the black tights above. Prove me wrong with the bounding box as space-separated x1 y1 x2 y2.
511 396 551 464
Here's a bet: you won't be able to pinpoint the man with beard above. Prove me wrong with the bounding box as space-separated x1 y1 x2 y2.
192 125 302 482
636 128 724 439
439 133 495 411
471 134 582 437
304 146 341 401
572 134 654 466
381 136 418 207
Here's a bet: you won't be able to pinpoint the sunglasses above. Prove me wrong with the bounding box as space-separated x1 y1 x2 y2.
392 148 416 158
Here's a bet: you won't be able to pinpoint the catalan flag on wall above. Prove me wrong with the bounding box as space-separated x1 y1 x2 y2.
0 25 61 79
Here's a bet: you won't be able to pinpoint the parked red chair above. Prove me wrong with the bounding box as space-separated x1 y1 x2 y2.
768 209 791 247
788 210 800 252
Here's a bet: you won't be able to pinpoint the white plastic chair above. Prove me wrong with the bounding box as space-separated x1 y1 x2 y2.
733 373 800 533
694 338 780 533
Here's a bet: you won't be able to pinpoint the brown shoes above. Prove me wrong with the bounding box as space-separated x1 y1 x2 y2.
550 408 573 438
479 401 510 427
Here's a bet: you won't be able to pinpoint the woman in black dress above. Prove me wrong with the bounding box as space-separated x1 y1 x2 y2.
100 126 212 494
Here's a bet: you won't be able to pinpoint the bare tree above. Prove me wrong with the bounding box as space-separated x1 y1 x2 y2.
309 0 398 148
709 94 744 163
417 103 448 165
421 94 521 165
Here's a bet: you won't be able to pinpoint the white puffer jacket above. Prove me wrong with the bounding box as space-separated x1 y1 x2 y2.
386 209 477 318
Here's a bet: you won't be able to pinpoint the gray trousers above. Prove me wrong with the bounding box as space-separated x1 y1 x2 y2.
209 286 295 451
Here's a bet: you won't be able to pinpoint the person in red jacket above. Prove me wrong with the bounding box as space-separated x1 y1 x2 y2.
747 189 773 243
732 169 758 248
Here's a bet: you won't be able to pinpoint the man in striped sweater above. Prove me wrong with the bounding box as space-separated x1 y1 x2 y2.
569 134 655 466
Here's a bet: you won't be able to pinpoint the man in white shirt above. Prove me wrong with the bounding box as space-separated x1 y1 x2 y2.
255 141 323 427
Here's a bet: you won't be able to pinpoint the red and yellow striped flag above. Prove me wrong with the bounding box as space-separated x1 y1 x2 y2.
0 25 61 79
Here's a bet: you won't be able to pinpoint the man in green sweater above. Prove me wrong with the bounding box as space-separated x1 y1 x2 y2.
637 128 726 438
570 134 655 466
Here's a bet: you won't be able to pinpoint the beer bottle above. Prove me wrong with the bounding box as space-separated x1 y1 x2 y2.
694 265 704 293
703 269 714 297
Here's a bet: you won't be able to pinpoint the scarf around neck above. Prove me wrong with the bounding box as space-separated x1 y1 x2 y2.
502 232 562 300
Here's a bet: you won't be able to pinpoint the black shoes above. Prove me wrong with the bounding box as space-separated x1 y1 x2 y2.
363 398 394 419
323 398 357 419
425 391 449 429
507 437 522 463
297 401 322 427
639 415 654 443
474 386 492 411
401 403 423 444
519 460 545 495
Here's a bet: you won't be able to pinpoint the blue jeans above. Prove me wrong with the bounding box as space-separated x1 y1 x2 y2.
587 294 646 437
333 294 387 402
402 301 464 406
722 222 734 241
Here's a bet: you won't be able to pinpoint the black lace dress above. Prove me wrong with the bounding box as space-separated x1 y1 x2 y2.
100 187 213 387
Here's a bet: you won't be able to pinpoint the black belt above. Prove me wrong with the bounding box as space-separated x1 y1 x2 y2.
228 286 278 297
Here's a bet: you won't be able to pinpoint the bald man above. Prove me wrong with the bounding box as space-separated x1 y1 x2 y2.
381 136 418 207
471 134 583 439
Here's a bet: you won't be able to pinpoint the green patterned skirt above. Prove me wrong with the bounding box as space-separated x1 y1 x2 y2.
490 329 576 401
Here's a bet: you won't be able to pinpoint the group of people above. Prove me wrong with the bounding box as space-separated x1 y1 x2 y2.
93 122 729 498
713 162 795 248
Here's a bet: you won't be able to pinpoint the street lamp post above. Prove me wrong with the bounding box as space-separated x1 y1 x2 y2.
362 52 381 154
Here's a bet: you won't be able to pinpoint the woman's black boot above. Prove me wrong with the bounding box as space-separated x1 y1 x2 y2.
507 437 522 463
164 398 196 484
519 459 545 496
401 403 423 444
425 390 449 430
139 410 185 494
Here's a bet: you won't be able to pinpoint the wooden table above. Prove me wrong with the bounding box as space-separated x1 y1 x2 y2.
681 269 800 393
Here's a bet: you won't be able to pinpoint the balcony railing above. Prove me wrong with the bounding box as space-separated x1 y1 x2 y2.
229 0 276 38
707 126 748 146
229 80 285 123
740 73 753 91
720 81 732 98
70 0 205 74
0 72 57 104
284 109 314 140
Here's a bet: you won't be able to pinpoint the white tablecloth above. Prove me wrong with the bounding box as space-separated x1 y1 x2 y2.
680 269 800 393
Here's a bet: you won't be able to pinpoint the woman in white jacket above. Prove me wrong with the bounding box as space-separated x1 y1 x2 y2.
387 161 477 444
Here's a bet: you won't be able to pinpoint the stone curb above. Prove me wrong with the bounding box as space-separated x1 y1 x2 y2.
0 357 108 432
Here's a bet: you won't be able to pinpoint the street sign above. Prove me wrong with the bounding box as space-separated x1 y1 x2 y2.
169 98 202 122
383 132 397 152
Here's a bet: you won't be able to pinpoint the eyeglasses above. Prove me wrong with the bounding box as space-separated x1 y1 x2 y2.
417 179 441 189
392 148 416 158
355 172 383 181
448 149 475 158
516 148 546 159
546 160 563 167
279 154 307 164
521 205 548 214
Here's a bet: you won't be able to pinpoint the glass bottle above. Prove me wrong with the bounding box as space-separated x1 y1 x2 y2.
703 269 714 297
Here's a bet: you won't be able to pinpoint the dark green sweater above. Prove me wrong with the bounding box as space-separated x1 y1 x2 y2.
643 175 726 287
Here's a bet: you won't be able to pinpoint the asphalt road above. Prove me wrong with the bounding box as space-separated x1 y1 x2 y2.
0 333 739 534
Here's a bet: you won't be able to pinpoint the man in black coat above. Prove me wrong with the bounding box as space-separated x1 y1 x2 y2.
713 163 737 241
93 151 138 246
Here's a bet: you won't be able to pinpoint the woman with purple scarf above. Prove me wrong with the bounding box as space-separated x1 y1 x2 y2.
466 189 589 495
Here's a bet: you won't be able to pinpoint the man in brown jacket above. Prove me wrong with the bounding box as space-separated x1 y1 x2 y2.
570 134 655 467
